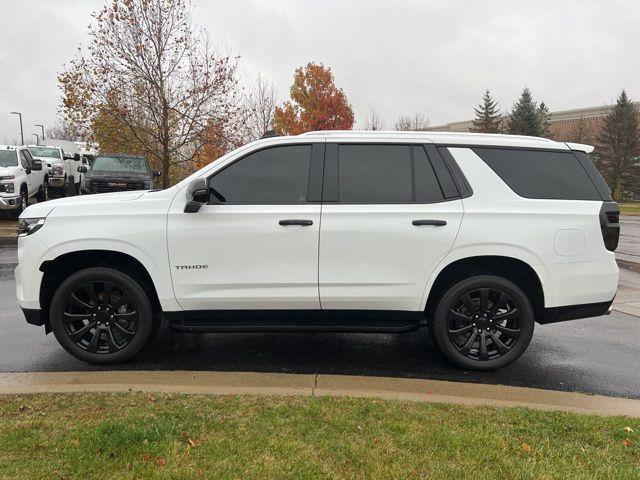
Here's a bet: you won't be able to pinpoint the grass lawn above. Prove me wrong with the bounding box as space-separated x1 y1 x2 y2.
0 393 638 479
620 203 640 214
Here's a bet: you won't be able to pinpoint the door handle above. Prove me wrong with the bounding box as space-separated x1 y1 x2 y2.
279 219 313 226
412 220 447 226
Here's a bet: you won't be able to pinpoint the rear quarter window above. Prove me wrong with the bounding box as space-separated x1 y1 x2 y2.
472 148 602 201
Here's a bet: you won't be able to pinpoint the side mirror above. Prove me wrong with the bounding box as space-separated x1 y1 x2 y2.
78 165 88 173
64 154 74 160
153 170 161 178
184 178 209 213
31 159 43 171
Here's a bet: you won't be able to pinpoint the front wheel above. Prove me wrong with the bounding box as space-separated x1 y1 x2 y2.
50 268 155 364
431 275 534 370
36 181 48 202
10 190 27 220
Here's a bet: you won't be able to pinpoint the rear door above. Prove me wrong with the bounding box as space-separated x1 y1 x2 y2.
319 142 463 311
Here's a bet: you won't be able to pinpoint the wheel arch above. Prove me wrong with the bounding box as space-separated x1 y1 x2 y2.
39 249 162 331
423 255 545 323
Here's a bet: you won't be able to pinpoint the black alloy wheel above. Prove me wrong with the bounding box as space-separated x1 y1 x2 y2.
62 281 139 354
50 268 154 363
447 287 521 361
432 275 534 370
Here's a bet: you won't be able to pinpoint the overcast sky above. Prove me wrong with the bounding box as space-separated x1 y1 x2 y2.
0 0 637 143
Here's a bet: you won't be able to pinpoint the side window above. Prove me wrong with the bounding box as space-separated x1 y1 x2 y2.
414 146 445 202
472 148 601 201
335 144 447 204
208 145 312 204
338 144 412 203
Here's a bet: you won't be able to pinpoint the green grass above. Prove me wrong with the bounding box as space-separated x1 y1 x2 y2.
620 203 640 214
0 393 638 479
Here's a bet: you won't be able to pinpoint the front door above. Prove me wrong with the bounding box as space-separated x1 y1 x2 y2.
319 143 463 311
168 143 324 311
19 150 36 196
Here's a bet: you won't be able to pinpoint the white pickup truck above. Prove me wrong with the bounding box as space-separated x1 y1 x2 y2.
28 144 81 196
0 145 47 218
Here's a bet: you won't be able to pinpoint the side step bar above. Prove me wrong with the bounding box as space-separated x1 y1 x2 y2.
164 310 425 334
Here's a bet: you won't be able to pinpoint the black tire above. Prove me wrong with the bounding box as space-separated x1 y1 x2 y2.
10 189 27 220
36 180 48 202
431 275 534 371
67 176 77 196
50 267 155 364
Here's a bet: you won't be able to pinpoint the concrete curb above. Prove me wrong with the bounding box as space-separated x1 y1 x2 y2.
1 371 640 418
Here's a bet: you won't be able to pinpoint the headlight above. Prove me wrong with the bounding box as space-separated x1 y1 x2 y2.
18 218 46 237
0 175 15 181
52 166 64 176
4 183 14 193
82 178 92 189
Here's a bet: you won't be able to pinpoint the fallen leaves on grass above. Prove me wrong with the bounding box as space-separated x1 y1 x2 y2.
622 438 633 447
623 426 635 433
521 443 532 453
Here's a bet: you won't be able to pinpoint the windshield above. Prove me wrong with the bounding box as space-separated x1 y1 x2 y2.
92 156 149 173
0 150 18 167
28 147 61 159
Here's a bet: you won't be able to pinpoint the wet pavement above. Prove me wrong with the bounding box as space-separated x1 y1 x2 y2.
1 259 639 399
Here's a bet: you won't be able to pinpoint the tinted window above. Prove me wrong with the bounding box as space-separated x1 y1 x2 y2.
338 145 412 203
472 148 601 201
573 151 612 201
208 145 311 204
414 146 445 202
92 156 149 173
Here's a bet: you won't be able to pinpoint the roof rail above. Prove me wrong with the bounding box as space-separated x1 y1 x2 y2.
299 130 555 142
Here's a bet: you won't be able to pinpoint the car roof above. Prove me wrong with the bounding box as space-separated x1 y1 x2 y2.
0 145 25 150
97 153 146 159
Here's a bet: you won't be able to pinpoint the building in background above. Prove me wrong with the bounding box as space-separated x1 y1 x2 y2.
429 103 640 144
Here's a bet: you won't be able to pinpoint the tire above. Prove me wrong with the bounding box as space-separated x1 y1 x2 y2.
10 189 27 220
50 267 155 364
431 275 535 371
67 176 77 196
36 180 48 202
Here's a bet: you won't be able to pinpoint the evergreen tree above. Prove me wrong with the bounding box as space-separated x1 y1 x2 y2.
538 101 552 138
508 87 542 136
597 89 640 201
472 89 502 133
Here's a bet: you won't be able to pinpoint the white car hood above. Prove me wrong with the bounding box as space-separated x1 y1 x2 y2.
0 165 20 177
21 190 147 218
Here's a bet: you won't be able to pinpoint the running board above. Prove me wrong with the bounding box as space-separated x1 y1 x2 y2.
165 310 425 334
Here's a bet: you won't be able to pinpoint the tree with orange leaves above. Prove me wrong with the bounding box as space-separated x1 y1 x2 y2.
274 63 354 135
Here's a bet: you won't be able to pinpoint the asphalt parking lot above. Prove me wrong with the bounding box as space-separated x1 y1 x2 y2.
1 239 639 399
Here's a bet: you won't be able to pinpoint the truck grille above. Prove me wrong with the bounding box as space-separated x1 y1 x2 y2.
91 180 146 193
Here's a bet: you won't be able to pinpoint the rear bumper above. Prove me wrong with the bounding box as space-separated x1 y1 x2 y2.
539 298 614 324
0 195 20 210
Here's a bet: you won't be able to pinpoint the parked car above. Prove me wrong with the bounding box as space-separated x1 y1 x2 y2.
79 154 159 194
27 144 80 197
15 131 619 369
0 145 47 218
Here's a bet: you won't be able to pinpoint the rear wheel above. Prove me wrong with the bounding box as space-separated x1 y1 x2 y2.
50 268 155 364
431 275 534 370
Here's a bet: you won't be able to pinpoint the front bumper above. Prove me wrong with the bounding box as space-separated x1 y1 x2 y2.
21 307 45 326
0 194 21 210
48 176 65 188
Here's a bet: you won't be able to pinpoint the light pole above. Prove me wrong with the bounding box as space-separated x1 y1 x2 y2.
10 111 24 145
34 124 45 142
33 133 39 145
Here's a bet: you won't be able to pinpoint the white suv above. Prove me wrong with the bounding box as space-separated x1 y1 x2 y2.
27 145 81 196
0 145 48 218
15 132 620 370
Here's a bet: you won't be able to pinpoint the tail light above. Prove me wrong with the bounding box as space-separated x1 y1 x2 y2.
599 202 620 252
